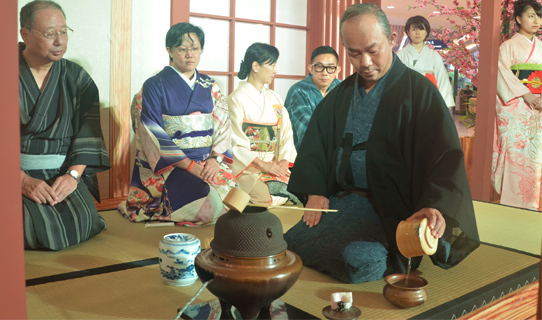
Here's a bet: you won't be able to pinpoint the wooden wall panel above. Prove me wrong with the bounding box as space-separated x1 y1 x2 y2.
0 1 27 318
471 0 500 201
109 0 132 201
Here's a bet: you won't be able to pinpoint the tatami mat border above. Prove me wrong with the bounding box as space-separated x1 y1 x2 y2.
480 242 541 258
26 257 158 286
410 262 540 319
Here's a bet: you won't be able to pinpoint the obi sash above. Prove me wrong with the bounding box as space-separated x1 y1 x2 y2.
162 113 214 150
242 121 278 162
511 64 542 94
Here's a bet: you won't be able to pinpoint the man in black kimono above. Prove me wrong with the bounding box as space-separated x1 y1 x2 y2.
284 3 479 283
19 1 110 250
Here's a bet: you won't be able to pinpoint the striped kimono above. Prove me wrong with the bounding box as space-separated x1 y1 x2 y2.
118 68 237 225
19 43 110 250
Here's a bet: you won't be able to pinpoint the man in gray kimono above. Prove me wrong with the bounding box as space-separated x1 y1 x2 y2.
285 3 479 283
19 0 110 250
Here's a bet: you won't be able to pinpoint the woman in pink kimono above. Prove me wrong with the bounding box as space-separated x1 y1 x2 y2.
227 43 298 206
493 0 542 210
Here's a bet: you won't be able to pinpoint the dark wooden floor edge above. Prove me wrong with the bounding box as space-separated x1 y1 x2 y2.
26 257 159 287
408 262 540 320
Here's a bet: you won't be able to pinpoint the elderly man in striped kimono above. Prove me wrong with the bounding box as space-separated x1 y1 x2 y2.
19 1 110 250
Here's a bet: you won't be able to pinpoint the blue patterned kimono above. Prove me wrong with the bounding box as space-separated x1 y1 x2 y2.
118 67 237 225
284 75 341 149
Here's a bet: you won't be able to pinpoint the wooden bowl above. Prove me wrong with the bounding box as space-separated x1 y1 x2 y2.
383 274 428 308
396 218 438 258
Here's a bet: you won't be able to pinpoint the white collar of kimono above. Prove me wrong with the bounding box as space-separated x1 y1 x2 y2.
519 33 535 44
169 66 197 90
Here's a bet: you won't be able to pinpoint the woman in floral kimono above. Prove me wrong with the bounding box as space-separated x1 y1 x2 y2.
227 43 298 206
493 0 542 210
397 15 455 108
118 23 237 225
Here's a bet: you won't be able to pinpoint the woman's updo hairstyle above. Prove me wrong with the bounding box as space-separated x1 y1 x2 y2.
238 43 279 80
514 0 542 28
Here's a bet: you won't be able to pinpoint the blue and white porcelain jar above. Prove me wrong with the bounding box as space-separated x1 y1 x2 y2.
159 233 201 286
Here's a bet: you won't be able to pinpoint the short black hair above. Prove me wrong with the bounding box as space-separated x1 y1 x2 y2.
405 15 431 42
165 23 205 62
238 42 279 80
20 0 65 29
340 3 392 40
514 0 542 28
311 46 339 64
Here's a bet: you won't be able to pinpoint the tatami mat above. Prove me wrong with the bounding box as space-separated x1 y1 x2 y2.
25 201 541 319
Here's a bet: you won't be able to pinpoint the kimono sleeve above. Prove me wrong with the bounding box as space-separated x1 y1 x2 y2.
431 51 455 107
139 78 188 175
272 92 297 164
210 81 233 164
497 40 530 104
284 86 315 150
227 92 257 175
67 70 110 174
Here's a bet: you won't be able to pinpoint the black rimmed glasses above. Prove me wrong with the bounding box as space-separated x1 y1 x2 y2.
30 27 73 41
173 47 202 55
312 64 337 73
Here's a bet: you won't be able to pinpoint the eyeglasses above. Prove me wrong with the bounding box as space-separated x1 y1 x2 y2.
30 27 73 41
312 64 337 73
172 47 202 54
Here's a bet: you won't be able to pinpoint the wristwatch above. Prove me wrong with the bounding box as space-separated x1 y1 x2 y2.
67 169 81 183
210 155 223 163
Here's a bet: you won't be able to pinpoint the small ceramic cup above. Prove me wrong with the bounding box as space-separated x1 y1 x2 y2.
396 218 438 258
159 233 201 286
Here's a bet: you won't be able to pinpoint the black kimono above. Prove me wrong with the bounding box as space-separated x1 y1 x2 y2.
285 55 479 283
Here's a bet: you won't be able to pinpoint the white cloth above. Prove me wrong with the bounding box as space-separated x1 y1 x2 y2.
397 44 455 107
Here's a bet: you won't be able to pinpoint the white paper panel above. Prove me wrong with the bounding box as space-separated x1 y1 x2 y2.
275 27 306 76
274 78 299 103
234 22 270 72
276 0 307 26
236 0 271 21
190 0 230 17
131 0 170 96
190 17 229 72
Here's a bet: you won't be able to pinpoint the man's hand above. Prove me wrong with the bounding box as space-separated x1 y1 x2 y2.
303 195 329 228
200 158 220 184
51 174 78 204
21 172 59 205
406 208 446 238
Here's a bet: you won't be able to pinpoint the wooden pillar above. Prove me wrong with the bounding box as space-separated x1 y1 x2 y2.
171 0 189 24
0 1 27 318
362 0 381 6
109 0 132 200
470 0 500 201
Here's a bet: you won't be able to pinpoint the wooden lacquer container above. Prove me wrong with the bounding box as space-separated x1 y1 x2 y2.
396 218 438 258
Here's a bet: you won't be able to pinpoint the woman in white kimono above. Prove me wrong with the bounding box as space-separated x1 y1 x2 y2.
227 43 298 206
397 15 455 108
493 0 542 210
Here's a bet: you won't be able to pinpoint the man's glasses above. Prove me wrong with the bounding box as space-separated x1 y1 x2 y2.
172 47 202 54
30 27 73 41
312 64 337 73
